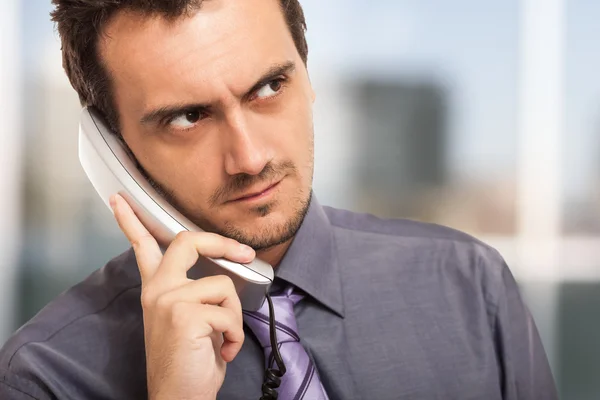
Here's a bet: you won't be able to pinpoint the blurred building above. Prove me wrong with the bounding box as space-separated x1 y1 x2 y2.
16 40 129 324
351 78 447 220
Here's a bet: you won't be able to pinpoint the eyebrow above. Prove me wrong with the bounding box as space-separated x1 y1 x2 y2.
139 61 296 125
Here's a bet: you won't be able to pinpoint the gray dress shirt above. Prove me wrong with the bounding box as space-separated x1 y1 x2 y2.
0 195 557 399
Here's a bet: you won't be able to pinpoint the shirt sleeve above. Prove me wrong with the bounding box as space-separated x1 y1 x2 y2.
491 260 559 400
0 368 52 400
0 382 38 400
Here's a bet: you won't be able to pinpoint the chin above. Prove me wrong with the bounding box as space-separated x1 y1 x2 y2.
214 194 311 250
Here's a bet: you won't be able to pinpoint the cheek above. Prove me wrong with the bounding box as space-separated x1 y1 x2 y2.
172 151 222 196
136 138 219 200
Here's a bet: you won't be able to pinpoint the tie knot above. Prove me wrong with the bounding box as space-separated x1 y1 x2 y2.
243 285 304 349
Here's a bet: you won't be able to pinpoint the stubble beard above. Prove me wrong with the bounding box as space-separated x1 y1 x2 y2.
138 159 314 251
217 188 312 251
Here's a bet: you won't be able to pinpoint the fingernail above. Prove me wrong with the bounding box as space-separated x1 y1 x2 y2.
240 244 254 256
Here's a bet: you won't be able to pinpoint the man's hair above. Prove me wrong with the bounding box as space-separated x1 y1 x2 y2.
50 0 308 133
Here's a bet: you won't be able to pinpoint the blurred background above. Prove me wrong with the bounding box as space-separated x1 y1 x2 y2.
0 0 599 398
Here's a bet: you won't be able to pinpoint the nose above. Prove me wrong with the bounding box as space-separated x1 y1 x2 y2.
223 111 272 176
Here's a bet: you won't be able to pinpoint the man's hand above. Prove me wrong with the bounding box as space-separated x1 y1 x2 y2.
110 194 255 400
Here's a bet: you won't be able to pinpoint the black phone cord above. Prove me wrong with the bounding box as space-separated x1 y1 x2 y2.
259 293 286 399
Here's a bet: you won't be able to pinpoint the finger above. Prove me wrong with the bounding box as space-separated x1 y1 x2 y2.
200 305 245 363
110 193 162 283
155 275 243 323
154 231 255 286
173 303 245 362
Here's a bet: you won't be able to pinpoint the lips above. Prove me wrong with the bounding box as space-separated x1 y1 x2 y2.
230 180 280 202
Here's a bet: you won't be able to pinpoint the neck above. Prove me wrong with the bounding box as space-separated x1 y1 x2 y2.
256 237 294 268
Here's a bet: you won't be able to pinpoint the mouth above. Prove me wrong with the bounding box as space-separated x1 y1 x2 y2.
228 179 282 203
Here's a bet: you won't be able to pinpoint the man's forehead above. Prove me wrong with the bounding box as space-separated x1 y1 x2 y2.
99 0 296 114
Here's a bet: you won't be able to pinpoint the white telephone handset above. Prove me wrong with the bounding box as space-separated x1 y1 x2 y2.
78 106 273 311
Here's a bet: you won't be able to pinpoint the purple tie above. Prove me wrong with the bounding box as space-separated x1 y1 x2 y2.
243 286 329 400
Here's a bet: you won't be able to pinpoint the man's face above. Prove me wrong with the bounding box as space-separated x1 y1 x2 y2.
100 0 315 250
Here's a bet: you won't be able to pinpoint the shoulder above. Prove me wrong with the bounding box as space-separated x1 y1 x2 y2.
0 248 141 363
323 206 508 301
324 205 492 246
0 248 145 398
324 205 500 254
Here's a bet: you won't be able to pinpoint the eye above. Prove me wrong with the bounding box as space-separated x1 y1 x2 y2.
255 79 284 99
168 110 203 130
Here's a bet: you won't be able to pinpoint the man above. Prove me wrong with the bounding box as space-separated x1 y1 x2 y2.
0 0 557 399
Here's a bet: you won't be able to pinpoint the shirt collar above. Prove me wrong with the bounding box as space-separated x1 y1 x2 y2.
273 193 345 318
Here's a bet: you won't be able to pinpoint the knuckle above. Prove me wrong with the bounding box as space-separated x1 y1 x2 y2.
170 232 196 260
154 293 172 313
132 234 154 251
140 289 156 310
237 327 245 342
224 307 238 323
217 274 236 291
225 237 241 248
173 231 191 243
228 312 244 337
207 232 231 247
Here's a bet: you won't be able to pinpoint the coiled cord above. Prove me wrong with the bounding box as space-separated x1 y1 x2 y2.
259 293 286 399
